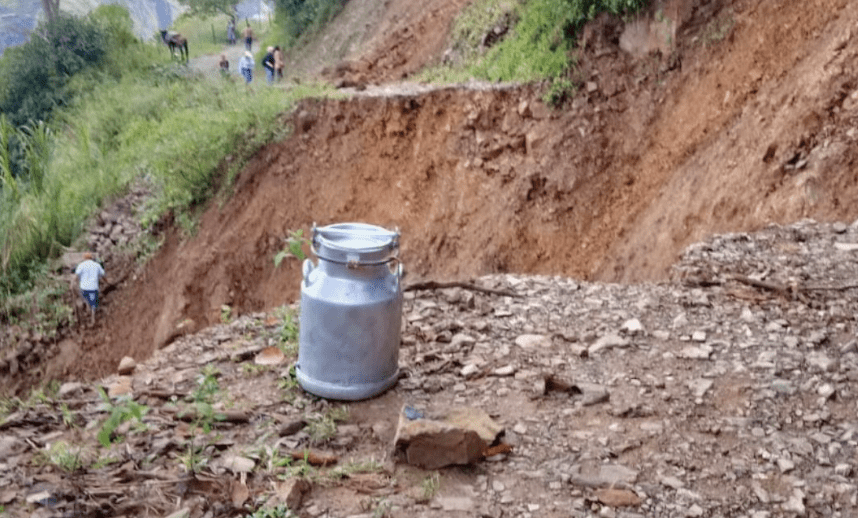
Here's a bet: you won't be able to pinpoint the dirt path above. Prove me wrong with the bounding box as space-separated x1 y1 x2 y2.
189 41 253 81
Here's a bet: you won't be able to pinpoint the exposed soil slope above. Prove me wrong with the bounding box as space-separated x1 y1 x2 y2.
5 0 858 388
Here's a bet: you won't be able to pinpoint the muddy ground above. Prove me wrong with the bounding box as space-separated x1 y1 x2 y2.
1 0 858 515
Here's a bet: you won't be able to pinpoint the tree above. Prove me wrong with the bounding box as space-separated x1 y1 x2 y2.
41 0 60 24
176 0 236 20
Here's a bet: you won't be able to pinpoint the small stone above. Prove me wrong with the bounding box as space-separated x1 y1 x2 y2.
117 356 136 375
58 382 84 397
515 334 550 349
621 319 644 334
817 383 835 399
589 333 630 355
220 454 255 473
833 242 858 252
460 364 479 377
436 496 474 512
254 346 286 365
107 376 133 397
594 488 641 507
691 331 707 342
777 457 795 473
493 365 516 377
834 463 852 476
270 478 311 509
660 476 684 489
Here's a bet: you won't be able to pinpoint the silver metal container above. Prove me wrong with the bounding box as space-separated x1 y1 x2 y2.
296 222 402 400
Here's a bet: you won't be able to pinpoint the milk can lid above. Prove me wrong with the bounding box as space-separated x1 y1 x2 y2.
312 222 399 265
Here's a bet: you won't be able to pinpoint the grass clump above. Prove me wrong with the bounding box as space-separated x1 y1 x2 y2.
305 405 349 445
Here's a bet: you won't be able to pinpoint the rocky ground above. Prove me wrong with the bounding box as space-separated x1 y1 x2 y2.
2 217 858 517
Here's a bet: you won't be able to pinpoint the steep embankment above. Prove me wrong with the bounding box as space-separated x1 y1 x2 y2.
17 0 858 385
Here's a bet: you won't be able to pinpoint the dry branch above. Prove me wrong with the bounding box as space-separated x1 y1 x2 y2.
403 280 521 298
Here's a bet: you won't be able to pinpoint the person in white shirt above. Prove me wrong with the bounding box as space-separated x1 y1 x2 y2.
74 252 106 323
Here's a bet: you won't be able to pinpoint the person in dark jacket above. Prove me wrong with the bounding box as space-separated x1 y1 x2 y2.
218 54 229 77
262 46 275 85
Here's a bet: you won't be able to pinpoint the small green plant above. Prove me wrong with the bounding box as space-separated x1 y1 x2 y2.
37 441 85 472
274 229 309 267
253 444 296 473
275 305 300 356
367 497 392 518
248 504 296 518
419 472 441 502
178 364 226 473
542 77 576 106
305 405 349 445
60 403 76 428
241 362 271 376
283 451 318 481
96 387 149 447
220 304 232 324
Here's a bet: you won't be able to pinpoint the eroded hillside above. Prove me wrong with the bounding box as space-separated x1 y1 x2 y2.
5 0 858 388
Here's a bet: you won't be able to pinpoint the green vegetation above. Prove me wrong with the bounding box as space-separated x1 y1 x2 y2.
96 387 149 447
178 364 226 473
419 472 441 502
249 505 297 518
305 405 349 445
36 440 86 472
274 228 309 267
275 0 346 46
422 0 647 89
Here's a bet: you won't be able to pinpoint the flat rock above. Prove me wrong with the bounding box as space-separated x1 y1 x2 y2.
393 405 504 469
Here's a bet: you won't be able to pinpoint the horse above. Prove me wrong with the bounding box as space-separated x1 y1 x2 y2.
160 30 189 63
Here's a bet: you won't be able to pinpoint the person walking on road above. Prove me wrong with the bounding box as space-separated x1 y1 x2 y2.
262 46 275 84
239 50 254 84
274 45 284 81
227 18 236 45
242 22 254 51
74 252 106 324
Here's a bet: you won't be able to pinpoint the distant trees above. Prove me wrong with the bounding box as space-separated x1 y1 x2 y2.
176 0 237 20
276 0 346 42
0 14 106 128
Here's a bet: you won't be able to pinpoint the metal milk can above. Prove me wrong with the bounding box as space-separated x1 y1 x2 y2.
296 222 402 400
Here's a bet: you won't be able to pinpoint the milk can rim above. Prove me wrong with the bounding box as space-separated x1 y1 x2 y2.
312 222 399 264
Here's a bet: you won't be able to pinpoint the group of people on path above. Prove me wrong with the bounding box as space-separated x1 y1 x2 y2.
223 45 283 85
222 18 285 85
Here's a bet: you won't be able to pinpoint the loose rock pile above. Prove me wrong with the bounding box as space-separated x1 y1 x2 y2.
1 218 857 517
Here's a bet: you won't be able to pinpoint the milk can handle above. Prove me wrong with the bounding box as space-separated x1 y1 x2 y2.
389 258 403 291
302 258 315 287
